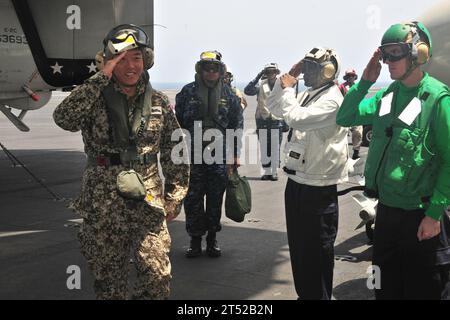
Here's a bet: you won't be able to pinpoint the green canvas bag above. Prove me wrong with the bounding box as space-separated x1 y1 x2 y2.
225 169 252 222
116 169 146 200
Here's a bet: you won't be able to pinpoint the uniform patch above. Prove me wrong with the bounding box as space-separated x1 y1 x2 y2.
398 97 421 126
151 106 162 115
289 151 301 159
262 83 271 95
379 92 393 117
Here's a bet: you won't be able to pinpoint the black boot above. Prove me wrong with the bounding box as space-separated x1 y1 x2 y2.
206 232 221 258
352 149 360 160
185 236 202 258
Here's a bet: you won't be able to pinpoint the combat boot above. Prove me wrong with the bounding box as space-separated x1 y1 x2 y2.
206 232 221 258
185 236 202 258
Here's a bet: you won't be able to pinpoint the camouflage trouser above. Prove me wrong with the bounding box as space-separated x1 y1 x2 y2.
184 163 228 237
78 201 171 300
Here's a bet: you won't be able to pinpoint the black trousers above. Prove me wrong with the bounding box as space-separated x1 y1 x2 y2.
284 179 339 300
373 203 444 300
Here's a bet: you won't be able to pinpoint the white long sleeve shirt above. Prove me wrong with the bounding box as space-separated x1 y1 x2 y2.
267 78 349 186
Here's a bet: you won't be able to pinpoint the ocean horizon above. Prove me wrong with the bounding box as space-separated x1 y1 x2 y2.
152 81 392 92
151 82 253 91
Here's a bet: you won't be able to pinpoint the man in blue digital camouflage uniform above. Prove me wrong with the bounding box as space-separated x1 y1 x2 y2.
175 51 243 258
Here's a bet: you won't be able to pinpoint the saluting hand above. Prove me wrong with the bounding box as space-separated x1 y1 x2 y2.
289 60 303 78
102 51 127 79
255 70 265 81
280 73 298 89
362 49 382 83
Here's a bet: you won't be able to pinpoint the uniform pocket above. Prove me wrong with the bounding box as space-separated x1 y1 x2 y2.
140 115 163 152
383 129 414 189
284 142 306 173
404 129 436 195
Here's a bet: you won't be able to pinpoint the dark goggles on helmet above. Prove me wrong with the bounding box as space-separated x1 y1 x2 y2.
302 59 322 73
264 68 278 75
379 43 410 62
201 63 220 73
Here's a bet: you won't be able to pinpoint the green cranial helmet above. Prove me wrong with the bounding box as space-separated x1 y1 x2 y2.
381 21 433 62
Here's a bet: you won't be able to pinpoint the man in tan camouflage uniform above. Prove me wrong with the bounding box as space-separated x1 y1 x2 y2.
53 24 189 300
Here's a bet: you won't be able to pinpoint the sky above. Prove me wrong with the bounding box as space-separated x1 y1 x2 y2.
149 0 444 85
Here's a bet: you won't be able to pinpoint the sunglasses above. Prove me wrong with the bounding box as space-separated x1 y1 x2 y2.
379 43 410 62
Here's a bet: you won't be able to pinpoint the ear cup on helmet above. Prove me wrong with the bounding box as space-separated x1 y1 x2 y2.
144 47 154 69
415 41 430 65
321 62 336 80
407 21 431 65
95 50 105 71
195 62 201 73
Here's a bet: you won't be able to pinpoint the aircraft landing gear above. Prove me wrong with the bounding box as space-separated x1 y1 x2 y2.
366 220 375 243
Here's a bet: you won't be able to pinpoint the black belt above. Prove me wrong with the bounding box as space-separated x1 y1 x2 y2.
283 166 296 175
89 153 157 167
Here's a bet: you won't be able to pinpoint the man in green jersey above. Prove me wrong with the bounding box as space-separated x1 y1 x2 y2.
336 21 450 299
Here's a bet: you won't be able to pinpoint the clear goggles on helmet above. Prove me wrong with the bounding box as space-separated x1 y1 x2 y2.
107 28 149 54
379 43 410 62
200 51 222 62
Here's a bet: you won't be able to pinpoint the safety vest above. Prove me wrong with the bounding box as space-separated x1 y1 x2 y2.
364 75 449 209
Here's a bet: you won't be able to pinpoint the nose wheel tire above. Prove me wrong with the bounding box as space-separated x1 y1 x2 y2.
366 220 375 242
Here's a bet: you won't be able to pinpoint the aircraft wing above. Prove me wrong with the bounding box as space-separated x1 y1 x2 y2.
12 0 154 88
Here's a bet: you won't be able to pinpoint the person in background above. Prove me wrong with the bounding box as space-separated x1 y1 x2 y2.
175 51 243 258
245 63 284 181
224 66 248 111
339 69 362 159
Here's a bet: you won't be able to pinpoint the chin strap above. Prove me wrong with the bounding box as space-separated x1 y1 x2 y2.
399 57 418 81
